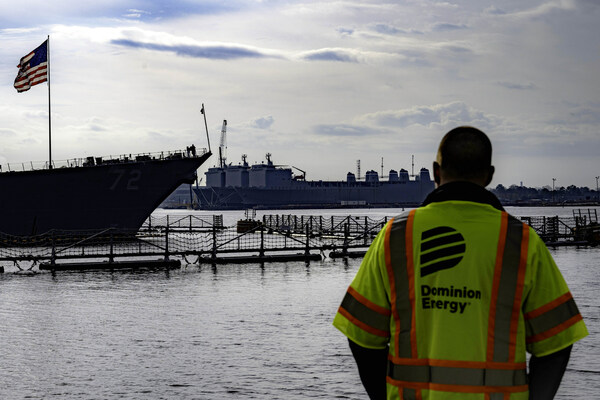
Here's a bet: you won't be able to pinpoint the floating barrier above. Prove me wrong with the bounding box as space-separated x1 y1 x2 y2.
39 259 181 272
197 252 322 264
0 210 596 273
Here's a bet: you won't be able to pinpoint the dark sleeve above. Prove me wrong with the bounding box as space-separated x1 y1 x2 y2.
528 345 572 400
348 339 388 400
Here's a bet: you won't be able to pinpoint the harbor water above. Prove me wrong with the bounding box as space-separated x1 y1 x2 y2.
0 207 598 399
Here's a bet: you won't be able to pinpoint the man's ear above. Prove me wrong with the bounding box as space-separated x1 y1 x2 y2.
433 161 441 185
484 166 495 187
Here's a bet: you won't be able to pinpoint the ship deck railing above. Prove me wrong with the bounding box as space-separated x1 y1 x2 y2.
0 147 208 173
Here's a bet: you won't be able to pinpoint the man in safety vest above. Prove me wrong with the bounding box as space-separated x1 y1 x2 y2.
333 126 588 400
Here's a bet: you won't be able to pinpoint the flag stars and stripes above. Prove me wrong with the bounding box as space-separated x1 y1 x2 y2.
14 40 48 93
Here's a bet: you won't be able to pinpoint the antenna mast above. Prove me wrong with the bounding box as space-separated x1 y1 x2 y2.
218 119 227 168
201 103 211 154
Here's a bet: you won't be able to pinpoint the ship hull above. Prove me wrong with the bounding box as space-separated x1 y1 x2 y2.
194 180 433 210
0 152 211 236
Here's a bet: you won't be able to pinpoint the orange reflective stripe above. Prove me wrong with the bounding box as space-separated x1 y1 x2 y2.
527 314 584 344
388 213 414 359
525 292 573 320
488 214 527 363
509 223 529 361
347 286 391 317
338 306 390 338
388 211 422 399
384 218 402 355
405 209 418 359
339 289 391 334
388 356 526 370
387 378 529 394
524 291 583 343
488 212 508 362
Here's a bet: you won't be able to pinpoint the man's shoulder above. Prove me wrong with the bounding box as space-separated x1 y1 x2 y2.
391 209 413 223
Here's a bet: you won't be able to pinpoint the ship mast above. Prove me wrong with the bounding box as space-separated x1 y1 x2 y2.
219 119 227 168
201 103 211 154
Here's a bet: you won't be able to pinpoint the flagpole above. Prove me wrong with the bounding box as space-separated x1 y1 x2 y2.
47 35 52 170
202 103 211 153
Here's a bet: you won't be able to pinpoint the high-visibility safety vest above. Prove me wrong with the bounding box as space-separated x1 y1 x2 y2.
334 201 588 400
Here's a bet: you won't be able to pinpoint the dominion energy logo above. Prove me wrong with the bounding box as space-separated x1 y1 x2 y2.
419 226 466 277
419 226 481 314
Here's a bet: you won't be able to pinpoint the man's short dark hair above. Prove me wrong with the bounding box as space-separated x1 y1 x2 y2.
437 126 492 180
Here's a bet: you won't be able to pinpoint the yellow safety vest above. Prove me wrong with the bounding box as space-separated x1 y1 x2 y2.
333 201 588 400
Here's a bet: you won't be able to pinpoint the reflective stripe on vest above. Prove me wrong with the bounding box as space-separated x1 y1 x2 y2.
338 286 391 338
524 292 583 344
488 213 529 363
385 210 529 397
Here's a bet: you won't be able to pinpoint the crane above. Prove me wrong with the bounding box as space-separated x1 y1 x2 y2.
219 119 227 168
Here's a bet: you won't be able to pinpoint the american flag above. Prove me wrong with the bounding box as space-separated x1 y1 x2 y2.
14 40 48 93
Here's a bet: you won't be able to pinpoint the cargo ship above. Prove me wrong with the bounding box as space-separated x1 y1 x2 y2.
0 147 211 236
193 153 434 209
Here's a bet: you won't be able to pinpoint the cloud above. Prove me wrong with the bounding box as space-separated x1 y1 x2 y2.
0 1 243 28
503 0 578 19
432 23 468 32
484 6 507 15
497 81 538 90
371 23 406 35
337 27 354 36
313 102 505 140
313 124 375 137
358 102 503 131
111 39 275 60
568 106 600 124
0 128 16 137
370 24 423 36
148 131 167 140
122 9 151 19
253 116 274 129
299 48 360 63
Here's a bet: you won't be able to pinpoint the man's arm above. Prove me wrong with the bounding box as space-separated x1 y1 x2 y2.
348 339 388 400
529 345 572 400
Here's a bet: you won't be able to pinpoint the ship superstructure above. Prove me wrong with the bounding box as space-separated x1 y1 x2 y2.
194 154 434 209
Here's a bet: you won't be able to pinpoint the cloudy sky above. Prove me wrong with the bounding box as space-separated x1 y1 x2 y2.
1 0 598 188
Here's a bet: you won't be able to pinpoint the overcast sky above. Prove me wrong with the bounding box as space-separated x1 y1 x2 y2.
1 0 598 188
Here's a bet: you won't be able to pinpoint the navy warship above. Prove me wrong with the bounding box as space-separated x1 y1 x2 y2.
193 153 434 209
0 147 211 236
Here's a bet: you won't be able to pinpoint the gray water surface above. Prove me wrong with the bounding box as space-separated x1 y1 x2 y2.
1 207 598 399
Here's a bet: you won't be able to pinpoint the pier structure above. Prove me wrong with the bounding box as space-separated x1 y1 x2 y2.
0 211 596 273
0 214 383 273
520 209 599 246
261 214 389 238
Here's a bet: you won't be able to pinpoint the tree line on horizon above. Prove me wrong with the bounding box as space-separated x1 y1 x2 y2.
490 184 599 204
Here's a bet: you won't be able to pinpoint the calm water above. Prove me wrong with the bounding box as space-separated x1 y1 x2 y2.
0 207 598 399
